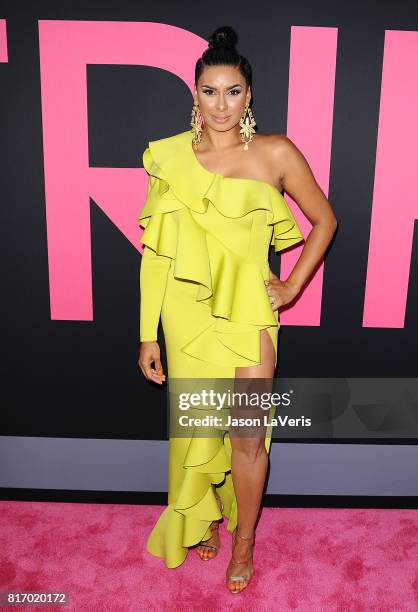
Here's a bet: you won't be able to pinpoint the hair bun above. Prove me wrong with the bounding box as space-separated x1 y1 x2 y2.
208 26 238 51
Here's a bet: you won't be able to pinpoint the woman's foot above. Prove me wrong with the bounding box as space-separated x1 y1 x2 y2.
196 494 224 561
196 520 221 560
226 528 255 594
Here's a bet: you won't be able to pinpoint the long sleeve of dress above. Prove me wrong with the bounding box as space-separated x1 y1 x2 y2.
139 244 171 342
139 174 171 342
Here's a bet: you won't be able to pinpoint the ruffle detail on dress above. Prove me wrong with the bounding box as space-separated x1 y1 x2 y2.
181 259 278 366
139 204 274 366
175 434 239 544
142 131 306 251
141 131 304 246
202 171 305 254
138 130 304 368
268 190 306 252
146 431 238 568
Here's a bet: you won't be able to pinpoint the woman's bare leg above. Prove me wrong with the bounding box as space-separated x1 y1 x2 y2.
227 328 276 592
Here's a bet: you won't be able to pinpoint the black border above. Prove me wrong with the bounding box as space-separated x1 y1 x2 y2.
1 488 416 509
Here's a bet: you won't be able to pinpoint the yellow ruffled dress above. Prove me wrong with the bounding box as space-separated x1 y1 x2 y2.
138 129 304 568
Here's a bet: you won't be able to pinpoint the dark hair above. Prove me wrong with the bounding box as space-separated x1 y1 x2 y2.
194 26 252 90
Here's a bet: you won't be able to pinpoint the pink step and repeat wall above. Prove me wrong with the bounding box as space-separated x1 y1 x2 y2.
1 2 417 497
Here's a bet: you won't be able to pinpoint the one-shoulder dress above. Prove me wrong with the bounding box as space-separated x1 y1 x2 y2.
138 129 304 568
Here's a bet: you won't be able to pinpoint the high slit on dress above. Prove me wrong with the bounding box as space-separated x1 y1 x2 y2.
138 129 304 568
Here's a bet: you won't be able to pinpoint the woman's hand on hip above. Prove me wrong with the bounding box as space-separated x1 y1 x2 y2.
138 341 166 385
265 270 300 311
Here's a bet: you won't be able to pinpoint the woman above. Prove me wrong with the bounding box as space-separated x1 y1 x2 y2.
138 25 337 594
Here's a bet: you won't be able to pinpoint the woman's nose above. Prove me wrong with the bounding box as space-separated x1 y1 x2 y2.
216 96 227 111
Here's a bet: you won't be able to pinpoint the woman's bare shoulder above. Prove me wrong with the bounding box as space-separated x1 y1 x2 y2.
255 133 298 156
253 133 296 185
257 133 312 175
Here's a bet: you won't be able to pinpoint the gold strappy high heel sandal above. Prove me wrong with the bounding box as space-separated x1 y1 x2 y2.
196 494 224 561
226 528 255 594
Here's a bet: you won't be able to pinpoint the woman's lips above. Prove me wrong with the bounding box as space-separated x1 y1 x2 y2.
212 115 231 123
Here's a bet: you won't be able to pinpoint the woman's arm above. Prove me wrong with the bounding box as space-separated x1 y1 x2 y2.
137 171 171 384
266 135 338 308
138 245 170 385
139 244 171 342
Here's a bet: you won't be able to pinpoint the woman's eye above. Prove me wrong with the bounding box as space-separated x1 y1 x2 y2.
202 89 241 95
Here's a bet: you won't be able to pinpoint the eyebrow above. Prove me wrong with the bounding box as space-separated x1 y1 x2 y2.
200 83 242 90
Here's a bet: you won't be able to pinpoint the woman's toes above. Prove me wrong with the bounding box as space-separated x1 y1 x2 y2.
229 578 247 593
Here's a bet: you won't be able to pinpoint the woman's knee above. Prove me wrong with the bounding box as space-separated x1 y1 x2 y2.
232 438 267 462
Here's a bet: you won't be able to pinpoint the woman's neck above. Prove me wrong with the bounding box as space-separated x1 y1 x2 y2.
200 125 242 152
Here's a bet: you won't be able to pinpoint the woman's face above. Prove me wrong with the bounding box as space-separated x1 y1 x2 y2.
194 64 251 132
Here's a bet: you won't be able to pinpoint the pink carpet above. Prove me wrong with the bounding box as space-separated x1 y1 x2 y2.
0 501 417 611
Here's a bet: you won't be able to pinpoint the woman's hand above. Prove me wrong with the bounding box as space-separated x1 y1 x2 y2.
265 270 301 311
138 341 166 385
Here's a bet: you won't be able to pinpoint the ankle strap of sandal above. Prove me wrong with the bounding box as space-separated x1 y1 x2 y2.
236 529 255 541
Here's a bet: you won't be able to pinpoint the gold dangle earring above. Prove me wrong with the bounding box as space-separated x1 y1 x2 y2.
190 100 204 150
239 103 257 150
